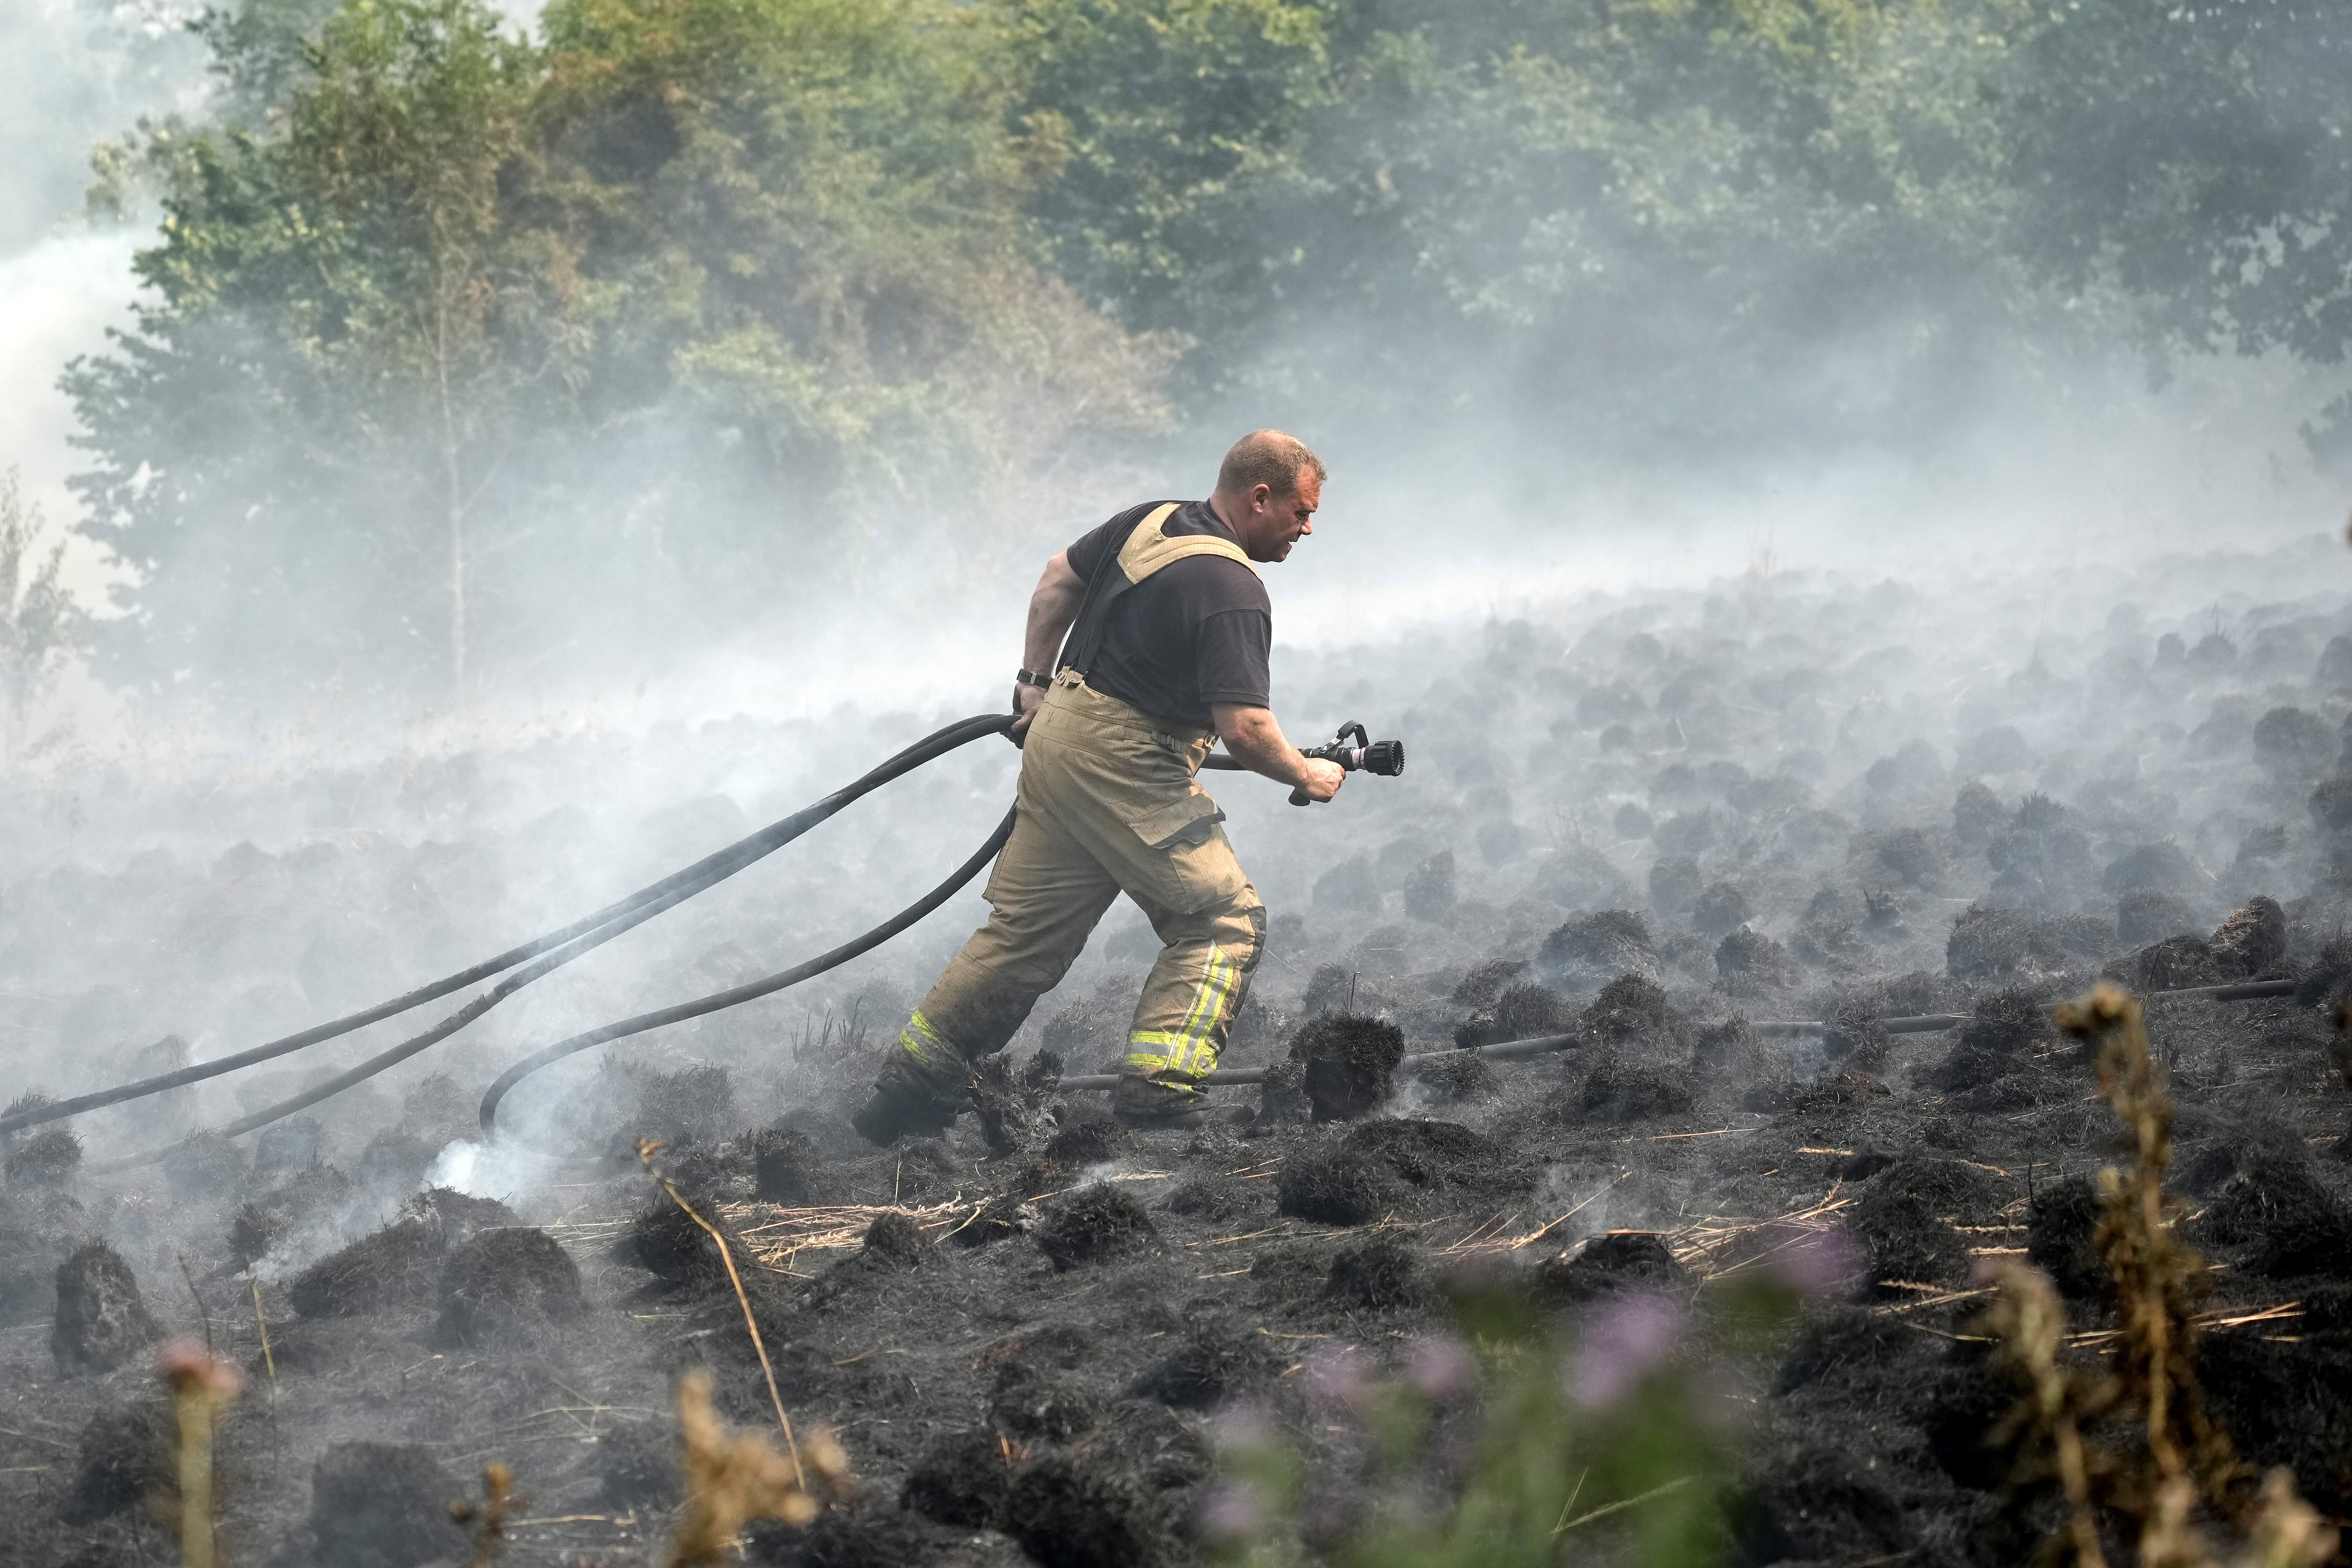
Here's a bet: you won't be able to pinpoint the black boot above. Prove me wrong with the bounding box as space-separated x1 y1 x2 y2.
850 1060 964 1147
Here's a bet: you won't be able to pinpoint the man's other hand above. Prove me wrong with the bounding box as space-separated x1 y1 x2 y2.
1297 757 1345 802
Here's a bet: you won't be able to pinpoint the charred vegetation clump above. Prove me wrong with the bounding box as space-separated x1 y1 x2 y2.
1325 1235 1431 1310
1566 1052 1698 1124
747 1127 836 1205
1287 1012 1406 1121
5 1126 80 1186
1001 1452 1179 1568
2196 1152 2352 1279
1845 1156 2004 1292
1277 1118 1524 1225
288 1217 446 1319
309 1443 469 1568
1130 1319 1282 1408
1580 971 1694 1056
63 1397 173 1523
1403 1047 1502 1105
1534 909 1658 988
1035 1184 1157 1271
1451 980 1565 1048
1531 1229 1687 1305
966 1051 1063 1156
287 1188 521 1319
1923 988 2073 1110
2026 1174 2107 1299
50 1240 157 1375
901 1427 1015 1528
432 1226 586 1346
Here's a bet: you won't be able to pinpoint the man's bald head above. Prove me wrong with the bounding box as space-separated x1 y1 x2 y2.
1216 429 1326 501
1211 429 1324 564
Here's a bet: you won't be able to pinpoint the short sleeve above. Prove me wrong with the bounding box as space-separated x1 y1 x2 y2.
1193 606 1272 709
1064 518 1119 584
1067 501 1157 584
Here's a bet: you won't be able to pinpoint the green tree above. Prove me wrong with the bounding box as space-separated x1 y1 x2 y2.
993 0 2033 462
526 0 1168 567
70 0 572 709
1991 0 2352 457
70 0 1167 713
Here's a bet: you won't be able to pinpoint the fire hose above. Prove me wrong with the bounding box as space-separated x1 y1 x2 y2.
3 713 1408 1170
11 712 1018 1169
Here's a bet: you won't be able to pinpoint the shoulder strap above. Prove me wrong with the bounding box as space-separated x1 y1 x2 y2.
1117 503 1259 585
1061 503 1203 677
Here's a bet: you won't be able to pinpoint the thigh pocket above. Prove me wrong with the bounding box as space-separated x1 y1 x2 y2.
1122 792 1250 913
1129 792 1227 851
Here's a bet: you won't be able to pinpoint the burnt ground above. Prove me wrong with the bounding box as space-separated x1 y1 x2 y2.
3 945 2350 1567
10 546 2352 1563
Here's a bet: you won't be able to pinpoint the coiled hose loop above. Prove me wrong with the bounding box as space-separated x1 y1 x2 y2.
59 712 1013 1173
477 805 1016 1159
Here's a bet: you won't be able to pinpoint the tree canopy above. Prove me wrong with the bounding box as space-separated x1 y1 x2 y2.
62 0 2352 709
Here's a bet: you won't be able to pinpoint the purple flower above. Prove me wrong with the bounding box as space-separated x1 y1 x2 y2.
1771 1227 1863 1300
1404 1335 1476 1403
1304 1344 1374 1413
1213 1399 1275 1451
1196 1481 1265 1543
1569 1289 1685 1409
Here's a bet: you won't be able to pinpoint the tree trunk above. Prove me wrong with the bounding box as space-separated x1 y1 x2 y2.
437 297 468 712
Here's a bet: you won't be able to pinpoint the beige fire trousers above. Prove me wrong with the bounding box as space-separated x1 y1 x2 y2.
892 669 1266 1106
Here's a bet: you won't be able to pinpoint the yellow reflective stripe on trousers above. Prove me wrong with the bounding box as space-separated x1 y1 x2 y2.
897 1010 958 1070
1121 945 1241 1080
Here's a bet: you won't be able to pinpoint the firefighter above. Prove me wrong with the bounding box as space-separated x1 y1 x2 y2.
850 430 1343 1143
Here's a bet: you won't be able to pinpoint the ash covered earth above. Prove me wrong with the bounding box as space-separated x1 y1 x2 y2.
7 540 2352 1564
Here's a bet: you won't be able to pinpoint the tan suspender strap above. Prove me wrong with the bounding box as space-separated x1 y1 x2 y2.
1117 501 1259 585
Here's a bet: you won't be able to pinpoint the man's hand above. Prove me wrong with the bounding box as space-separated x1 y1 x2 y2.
1212 702 1342 801
1296 756 1344 802
1010 682 1046 738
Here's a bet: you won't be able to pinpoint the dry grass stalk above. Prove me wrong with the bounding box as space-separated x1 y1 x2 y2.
665 1368 852 1568
1971 987 2339 1568
2234 1468 2337 1568
2130 1467 2336 1568
2053 984 2237 1512
2141 1475 2210 1568
1975 985 2337 1566
1983 1262 2113 1568
159 1339 243 1568
450 1461 519 1567
719 1197 980 1268
635 1138 801 1482
244 1258 276 1395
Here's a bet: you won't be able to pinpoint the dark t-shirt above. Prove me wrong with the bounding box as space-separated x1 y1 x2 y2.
1061 498 1272 730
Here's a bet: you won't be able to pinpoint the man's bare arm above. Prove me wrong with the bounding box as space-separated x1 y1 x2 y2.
1012 552 1086 735
1212 702 1344 801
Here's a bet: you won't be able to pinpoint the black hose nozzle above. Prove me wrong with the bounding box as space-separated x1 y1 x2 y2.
1290 720 1406 804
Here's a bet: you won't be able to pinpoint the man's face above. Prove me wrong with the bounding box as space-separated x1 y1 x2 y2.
1235 474 1320 563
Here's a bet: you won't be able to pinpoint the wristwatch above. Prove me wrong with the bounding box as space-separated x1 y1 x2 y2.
1016 668 1052 690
